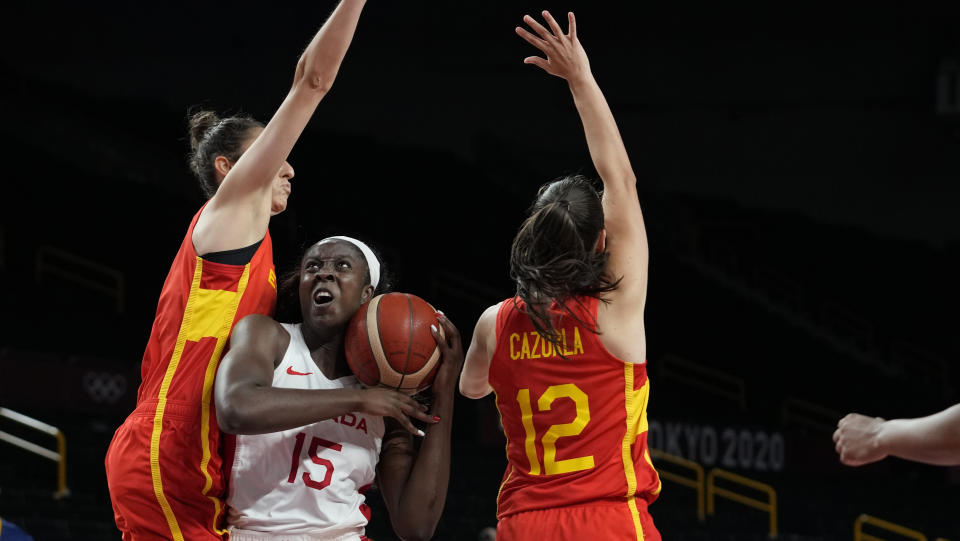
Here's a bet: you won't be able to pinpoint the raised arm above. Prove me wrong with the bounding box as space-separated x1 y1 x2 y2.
215 314 434 436
833 404 960 466
194 0 368 254
517 11 649 308
377 314 463 541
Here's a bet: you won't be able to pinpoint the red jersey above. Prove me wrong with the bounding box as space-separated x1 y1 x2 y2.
106 206 277 540
489 296 661 524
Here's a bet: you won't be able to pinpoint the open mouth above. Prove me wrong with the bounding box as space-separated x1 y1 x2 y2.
314 289 334 305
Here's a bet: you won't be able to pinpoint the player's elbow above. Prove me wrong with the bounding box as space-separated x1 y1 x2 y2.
216 402 243 434
302 71 334 94
391 501 441 541
216 387 255 434
292 64 334 96
459 380 491 400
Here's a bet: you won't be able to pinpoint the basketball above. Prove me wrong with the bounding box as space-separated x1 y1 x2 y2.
345 292 444 394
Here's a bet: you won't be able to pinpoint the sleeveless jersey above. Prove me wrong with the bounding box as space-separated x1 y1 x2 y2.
489 296 661 520
226 323 385 538
107 205 277 539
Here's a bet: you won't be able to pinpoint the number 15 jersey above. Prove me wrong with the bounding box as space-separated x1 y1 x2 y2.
225 323 385 538
489 296 661 519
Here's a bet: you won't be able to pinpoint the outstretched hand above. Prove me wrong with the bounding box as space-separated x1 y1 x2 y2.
516 11 590 83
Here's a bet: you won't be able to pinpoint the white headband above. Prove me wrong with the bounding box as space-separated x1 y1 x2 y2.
326 236 380 289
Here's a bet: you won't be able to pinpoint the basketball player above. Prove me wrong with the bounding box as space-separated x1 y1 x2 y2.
104 2 369 539
833 404 960 466
459 11 661 541
214 236 460 540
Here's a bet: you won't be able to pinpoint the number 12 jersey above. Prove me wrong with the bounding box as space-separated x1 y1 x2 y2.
489 296 661 523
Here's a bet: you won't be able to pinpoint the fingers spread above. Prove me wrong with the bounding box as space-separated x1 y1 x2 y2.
516 26 548 51
542 10 563 38
523 14 554 41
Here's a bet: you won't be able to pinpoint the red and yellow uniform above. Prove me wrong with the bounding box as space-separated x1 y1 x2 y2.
489 296 661 541
105 207 277 540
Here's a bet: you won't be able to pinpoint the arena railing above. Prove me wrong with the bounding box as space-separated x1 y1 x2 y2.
650 448 705 521
659 354 747 411
0 407 69 498
706 467 777 538
853 514 928 541
36 245 125 313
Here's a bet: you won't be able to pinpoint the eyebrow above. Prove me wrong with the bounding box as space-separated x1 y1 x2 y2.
306 251 361 262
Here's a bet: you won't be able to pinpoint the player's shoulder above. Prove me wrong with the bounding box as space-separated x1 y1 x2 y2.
482 301 504 321
477 301 507 336
234 314 287 342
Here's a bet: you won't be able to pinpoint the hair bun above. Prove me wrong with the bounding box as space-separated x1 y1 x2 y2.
188 110 221 151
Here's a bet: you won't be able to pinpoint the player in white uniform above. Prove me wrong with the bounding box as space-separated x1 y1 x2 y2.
216 237 462 540
227 322 385 539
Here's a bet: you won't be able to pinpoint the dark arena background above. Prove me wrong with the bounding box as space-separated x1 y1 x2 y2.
1 2 959 540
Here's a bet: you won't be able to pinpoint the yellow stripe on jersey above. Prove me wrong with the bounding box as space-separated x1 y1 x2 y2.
196 264 250 535
493 388 516 512
633 374 661 496
149 258 250 539
621 364 645 541
149 261 208 541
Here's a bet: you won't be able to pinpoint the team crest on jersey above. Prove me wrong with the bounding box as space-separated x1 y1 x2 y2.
268 268 277 290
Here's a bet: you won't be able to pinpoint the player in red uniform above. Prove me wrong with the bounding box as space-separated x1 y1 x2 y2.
104 2 369 539
459 11 661 541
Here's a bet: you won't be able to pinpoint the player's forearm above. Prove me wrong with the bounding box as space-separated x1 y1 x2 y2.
879 404 960 466
568 74 636 191
292 0 367 94
217 386 362 435
392 391 455 540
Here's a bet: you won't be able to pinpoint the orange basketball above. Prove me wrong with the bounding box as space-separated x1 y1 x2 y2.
345 292 443 394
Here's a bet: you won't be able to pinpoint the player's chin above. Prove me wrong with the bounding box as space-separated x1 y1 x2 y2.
271 196 290 215
309 305 349 328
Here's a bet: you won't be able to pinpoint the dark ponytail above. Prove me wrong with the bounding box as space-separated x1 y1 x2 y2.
510 175 620 350
187 110 264 199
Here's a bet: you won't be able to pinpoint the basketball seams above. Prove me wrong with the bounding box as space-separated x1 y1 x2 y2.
362 296 381 386
370 296 404 388
397 293 415 392
371 295 403 389
346 292 441 394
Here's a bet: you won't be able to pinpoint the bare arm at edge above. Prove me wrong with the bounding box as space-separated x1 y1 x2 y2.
833 404 960 466
194 0 368 254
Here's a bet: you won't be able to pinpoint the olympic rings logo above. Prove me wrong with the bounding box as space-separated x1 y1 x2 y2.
82 372 128 404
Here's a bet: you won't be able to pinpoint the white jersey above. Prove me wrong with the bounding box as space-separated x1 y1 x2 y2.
226 323 385 539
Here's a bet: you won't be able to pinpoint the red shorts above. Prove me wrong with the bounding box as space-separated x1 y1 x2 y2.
497 499 660 541
105 403 227 541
